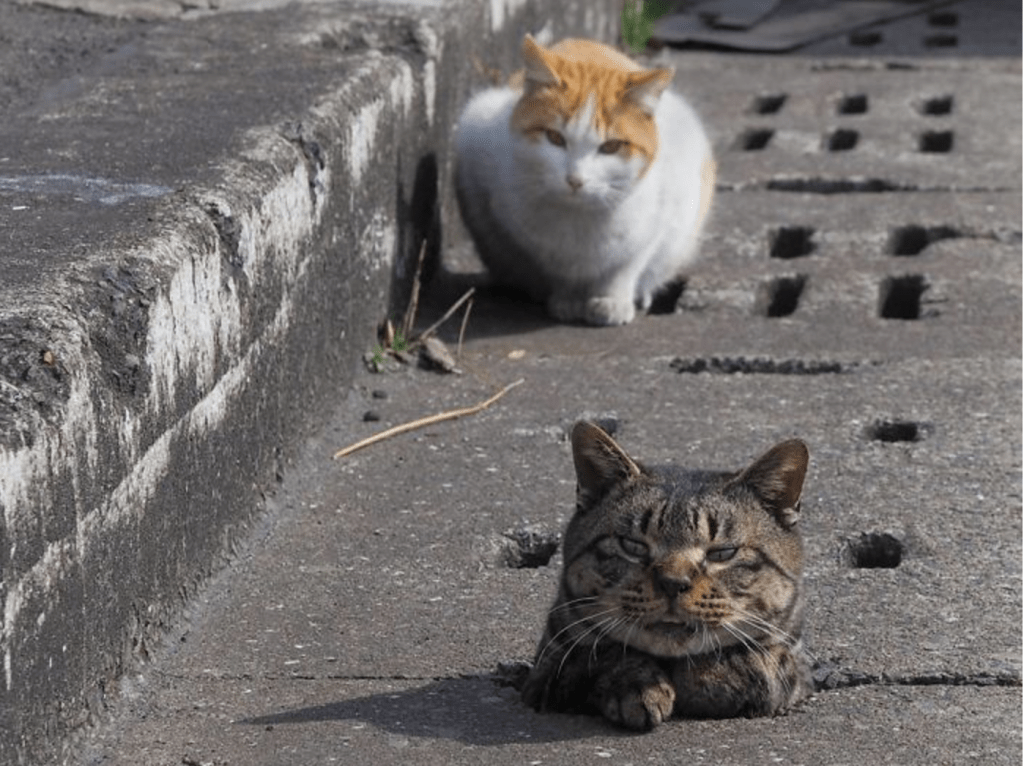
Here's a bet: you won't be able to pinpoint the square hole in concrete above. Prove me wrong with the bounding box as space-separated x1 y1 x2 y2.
878 275 929 319
928 10 958 27
758 274 807 318
867 419 924 443
769 226 815 259
848 30 882 46
887 224 960 256
826 129 859 151
918 130 954 153
737 128 774 151
920 95 954 116
837 94 869 115
751 94 787 115
924 33 958 48
648 278 686 315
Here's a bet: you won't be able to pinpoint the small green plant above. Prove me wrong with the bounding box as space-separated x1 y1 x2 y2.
369 321 411 372
621 0 673 53
391 328 409 353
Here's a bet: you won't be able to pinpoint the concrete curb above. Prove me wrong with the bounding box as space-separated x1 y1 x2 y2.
0 2 617 762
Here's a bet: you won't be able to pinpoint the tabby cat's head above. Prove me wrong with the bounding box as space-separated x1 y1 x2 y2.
510 35 674 208
561 422 809 658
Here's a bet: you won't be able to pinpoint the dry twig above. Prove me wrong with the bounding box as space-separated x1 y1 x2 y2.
456 295 474 361
412 287 475 345
402 239 428 339
332 378 524 459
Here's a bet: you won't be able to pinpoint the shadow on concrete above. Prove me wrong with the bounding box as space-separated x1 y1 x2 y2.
238 676 625 746
416 267 559 341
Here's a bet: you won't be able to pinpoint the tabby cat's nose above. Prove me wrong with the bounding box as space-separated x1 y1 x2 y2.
655 572 691 598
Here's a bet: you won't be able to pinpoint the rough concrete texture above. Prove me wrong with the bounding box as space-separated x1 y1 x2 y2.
0 1 618 763
0 0 1019 764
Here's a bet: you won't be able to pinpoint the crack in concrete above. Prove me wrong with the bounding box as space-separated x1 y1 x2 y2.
814 667 1022 692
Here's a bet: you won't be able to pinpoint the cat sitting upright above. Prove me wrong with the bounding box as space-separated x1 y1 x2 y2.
455 35 715 326
522 422 812 730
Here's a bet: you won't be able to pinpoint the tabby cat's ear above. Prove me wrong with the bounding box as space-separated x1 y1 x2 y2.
571 421 642 512
624 67 674 116
522 34 561 89
733 439 809 529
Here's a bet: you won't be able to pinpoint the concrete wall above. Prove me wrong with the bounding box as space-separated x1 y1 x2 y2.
0 2 618 762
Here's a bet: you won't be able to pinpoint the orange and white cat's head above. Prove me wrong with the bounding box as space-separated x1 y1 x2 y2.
509 35 675 208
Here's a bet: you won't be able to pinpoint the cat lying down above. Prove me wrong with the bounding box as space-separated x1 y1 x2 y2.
523 422 811 729
455 35 715 326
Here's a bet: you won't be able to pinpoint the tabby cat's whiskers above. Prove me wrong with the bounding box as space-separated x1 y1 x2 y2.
522 422 811 728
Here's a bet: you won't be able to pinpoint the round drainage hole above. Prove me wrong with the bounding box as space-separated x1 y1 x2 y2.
502 529 560 569
867 419 924 443
846 532 904 568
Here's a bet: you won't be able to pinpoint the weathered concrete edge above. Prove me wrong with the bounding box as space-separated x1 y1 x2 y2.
0 3 619 764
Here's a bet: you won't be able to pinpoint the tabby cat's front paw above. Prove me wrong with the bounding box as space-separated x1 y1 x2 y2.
595 664 676 731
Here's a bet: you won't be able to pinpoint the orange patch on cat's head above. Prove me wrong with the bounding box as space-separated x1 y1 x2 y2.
510 35 675 173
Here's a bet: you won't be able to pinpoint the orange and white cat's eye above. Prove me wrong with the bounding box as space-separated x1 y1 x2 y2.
706 546 738 563
544 129 566 148
598 139 626 154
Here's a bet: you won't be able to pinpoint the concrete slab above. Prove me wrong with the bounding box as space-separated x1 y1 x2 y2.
0 0 1018 764
78 676 1022 765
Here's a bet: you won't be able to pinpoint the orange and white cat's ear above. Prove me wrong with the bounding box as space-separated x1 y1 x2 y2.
624 67 675 115
734 439 809 529
571 421 641 512
522 33 562 88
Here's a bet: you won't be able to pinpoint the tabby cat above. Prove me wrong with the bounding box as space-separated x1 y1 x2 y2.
455 35 715 326
522 422 811 729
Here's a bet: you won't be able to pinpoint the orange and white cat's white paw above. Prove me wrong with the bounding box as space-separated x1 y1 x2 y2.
547 295 635 326
599 671 676 731
585 296 636 326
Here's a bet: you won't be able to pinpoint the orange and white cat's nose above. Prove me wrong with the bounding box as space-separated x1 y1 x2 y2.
566 174 583 191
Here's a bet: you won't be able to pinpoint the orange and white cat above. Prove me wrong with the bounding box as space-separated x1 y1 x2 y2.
455 35 715 326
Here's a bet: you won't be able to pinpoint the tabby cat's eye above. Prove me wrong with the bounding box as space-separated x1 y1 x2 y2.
545 129 566 148
707 546 738 563
619 537 649 558
598 139 626 154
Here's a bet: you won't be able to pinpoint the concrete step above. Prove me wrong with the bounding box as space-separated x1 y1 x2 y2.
0 1 619 762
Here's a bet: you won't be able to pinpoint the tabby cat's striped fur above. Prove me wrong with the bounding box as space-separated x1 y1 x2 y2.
522 422 811 730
